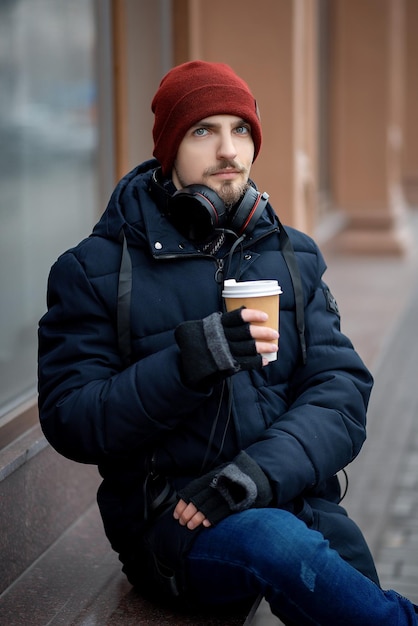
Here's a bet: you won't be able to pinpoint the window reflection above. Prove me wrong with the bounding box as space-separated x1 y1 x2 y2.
0 0 98 413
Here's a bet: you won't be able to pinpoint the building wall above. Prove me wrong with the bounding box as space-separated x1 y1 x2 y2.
111 0 172 179
328 0 410 253
111 0 418 246
167 0 417 251
403 0 418 206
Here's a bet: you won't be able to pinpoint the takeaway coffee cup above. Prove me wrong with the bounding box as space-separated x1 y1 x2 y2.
222 279 283 362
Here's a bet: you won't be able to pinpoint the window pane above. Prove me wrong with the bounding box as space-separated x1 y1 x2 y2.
0 0 98 414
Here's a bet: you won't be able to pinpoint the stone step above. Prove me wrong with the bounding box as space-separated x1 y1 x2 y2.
0 424 100 596
0 500 254 625
0 426 270 624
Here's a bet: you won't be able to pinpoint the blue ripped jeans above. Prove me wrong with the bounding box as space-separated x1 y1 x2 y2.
185 508 418 626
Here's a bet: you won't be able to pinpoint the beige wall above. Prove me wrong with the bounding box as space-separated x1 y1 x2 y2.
112 0 172 178
328 0 409 253
112 0 417 251
173 0 318 232
403 0 418 206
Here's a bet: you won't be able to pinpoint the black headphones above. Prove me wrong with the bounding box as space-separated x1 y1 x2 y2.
150 168 269 241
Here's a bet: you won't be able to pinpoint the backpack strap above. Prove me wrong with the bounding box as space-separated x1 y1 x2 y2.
117 229 133 367
277 220 307 365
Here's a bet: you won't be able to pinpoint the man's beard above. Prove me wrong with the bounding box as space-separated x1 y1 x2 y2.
203 160 249 208
215 180 249 209
174 160 250 209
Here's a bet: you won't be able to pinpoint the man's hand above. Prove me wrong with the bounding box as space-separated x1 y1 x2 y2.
239 308 279 363
175 306 279 388
173 498 212 530
173 452 273 529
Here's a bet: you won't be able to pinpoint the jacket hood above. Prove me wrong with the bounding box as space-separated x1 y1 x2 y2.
92 158 160 244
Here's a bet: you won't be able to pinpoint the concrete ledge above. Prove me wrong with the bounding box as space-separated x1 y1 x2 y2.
0 429 277 624
0 504 249 625
0 425 100 593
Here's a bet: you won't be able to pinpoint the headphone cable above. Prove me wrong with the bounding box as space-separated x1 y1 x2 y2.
199 378 234 474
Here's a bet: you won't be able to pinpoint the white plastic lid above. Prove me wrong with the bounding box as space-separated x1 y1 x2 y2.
222 279 282 298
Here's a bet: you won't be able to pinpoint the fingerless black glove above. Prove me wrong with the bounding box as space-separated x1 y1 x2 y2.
174 308 262 387
178 451 273 525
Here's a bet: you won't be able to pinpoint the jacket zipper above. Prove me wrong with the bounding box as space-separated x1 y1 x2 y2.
214 258 224 284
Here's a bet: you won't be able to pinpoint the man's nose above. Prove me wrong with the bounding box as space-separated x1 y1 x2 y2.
217 132 237 161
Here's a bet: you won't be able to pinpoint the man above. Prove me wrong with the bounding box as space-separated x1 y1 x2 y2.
38 61 418 624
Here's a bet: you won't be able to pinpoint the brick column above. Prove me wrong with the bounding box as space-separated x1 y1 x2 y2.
403 0 418 207
329 0 410 254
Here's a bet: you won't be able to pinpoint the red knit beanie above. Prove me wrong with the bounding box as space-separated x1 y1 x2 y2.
152 60 262 175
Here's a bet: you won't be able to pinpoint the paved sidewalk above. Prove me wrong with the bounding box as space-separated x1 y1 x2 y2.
324 210 418 603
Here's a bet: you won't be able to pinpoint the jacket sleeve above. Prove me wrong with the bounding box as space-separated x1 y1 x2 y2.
243 245 373 508
38 251 210 464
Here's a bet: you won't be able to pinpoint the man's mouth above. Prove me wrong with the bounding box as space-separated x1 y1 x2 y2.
205 161 245 177
212 169 240 178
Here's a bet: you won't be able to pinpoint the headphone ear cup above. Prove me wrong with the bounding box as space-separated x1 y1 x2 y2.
228 187 269 236
169 185 227 241
151 167 269 241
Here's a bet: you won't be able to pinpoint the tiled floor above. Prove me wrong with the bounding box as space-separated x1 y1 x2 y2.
322 211 418 372
323 210 418 604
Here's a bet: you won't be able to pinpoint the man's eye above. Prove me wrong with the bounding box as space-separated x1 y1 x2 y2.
235 125 250 135
193 128 208 136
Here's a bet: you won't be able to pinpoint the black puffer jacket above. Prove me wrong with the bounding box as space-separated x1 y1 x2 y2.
38 159 373 575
